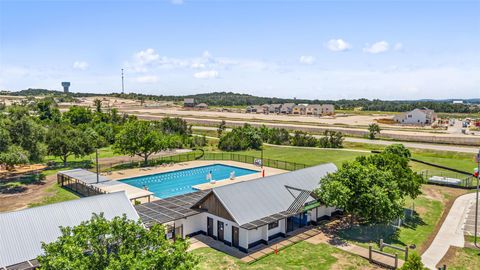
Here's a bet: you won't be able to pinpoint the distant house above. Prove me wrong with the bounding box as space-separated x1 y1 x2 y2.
292 104 307 115
321 104 335 115
246 105 264 114
393 108 437 125
306 104 322 115
195 103 208 109
184 98 195 107
268 104 283 114
280 103 295 114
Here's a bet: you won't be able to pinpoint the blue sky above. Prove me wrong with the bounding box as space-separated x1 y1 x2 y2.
0 0 479 100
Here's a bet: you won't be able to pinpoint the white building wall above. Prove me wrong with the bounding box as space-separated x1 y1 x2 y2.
248 226 264 246
239 227 249 249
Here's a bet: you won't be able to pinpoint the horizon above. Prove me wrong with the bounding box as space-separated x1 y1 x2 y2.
1 0 479 100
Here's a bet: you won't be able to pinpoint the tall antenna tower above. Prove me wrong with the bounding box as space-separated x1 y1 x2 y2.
121 69 125 94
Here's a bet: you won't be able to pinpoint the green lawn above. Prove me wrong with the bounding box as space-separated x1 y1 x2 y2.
337 185 459 255
28 183 80 208
44 146 119 164
232 146 369 167
438 246 480 270
193 242 375 270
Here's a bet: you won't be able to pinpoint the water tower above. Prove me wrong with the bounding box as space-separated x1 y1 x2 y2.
61 82 71 93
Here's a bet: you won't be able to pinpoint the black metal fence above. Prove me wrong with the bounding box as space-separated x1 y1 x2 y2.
99 152 307 172
419 169 475 189
57 173 106 197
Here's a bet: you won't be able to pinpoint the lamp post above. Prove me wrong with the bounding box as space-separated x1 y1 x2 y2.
474 150 480 247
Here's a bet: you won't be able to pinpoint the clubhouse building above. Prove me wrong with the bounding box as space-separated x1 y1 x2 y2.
135 163 339 253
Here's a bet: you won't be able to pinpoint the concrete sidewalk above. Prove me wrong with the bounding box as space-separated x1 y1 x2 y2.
421 193 476 269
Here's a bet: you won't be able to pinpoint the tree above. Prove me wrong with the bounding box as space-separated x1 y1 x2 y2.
0 145 29 170
114 120 181 165
37 213 198 270
218 124 262 151
63 106 94 125
290 130 318 147
217 120 227 137
36 98 61 122
46 123 95 166
368 123 381 139
7 116 46 162
318 130 344 148
315 144 424 226
93 99 102 113
316 161 404 225
399 253 428 270
0 121 11 153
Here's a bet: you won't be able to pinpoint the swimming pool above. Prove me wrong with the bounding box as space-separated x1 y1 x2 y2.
120 164 259 198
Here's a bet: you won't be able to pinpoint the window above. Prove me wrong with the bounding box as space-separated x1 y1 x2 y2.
268 221 279 230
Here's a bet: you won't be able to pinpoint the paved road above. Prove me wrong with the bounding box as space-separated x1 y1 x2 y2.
421 193 476 269
192 126 479 154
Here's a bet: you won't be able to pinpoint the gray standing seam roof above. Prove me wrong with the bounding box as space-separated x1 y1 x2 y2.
58 168 111 185
211 163 337 228
0 191 139 268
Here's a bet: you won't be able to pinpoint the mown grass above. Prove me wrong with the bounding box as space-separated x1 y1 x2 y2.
193 242 375 270
44 146 119 164
438 246 480 270
233 146 369 168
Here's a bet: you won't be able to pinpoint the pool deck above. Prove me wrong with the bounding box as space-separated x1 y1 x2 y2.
101 160 287 203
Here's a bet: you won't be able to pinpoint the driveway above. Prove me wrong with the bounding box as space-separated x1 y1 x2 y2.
421 193 476 269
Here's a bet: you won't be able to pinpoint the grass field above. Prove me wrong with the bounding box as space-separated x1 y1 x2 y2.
438 246 480 270
337 184 467 255
193 242 378 270
233 146 368 167
44 146 119 164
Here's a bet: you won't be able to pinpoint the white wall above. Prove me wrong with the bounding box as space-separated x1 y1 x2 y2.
248 226 264 245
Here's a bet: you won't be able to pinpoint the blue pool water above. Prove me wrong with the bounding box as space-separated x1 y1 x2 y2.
120 164 258 198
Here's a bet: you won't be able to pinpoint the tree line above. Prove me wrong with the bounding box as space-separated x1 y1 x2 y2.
2 89 479 113
217 123 344 151
0 98 200 170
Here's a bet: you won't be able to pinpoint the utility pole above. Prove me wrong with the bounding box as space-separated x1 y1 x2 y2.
96 149 99 184
121 68 125 94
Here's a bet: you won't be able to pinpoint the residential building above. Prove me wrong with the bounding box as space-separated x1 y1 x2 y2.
292 104 307 115
184 98 195 107
280 103 295 114
135 163 339 253
268 104 283 114
0 192 138 269
321 104 335 115
246 105 264 114
306 104 322 115
393 108 437 125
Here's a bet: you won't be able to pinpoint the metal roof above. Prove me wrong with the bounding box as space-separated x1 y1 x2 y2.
211 163 337 228
135 190 209 227
0 192 139 268
58 168 111 185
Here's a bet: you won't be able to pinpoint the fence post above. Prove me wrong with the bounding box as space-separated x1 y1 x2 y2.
379 239 384 251
405 246 408 261
368 245 372 262
394 253 398 269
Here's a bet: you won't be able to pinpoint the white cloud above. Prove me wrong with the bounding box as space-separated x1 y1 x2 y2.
171 0 184 4
299 56 315 65
363 41 390 54
73 61 89 70
393 43 403 51
136 75 159 83
193 70 219 79
326 39 351 52
191 62 206 69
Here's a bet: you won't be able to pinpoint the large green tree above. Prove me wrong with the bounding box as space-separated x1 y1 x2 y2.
46 123 96 166
6 116 46 162
315 144 423 225
63 106 94 125
0 145 29 170
114 120 181 165
368 123 381 140
37 214 198 270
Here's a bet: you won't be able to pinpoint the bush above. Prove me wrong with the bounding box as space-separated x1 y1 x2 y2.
290 131 318 147
218 124 263 151
318 130 344 148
